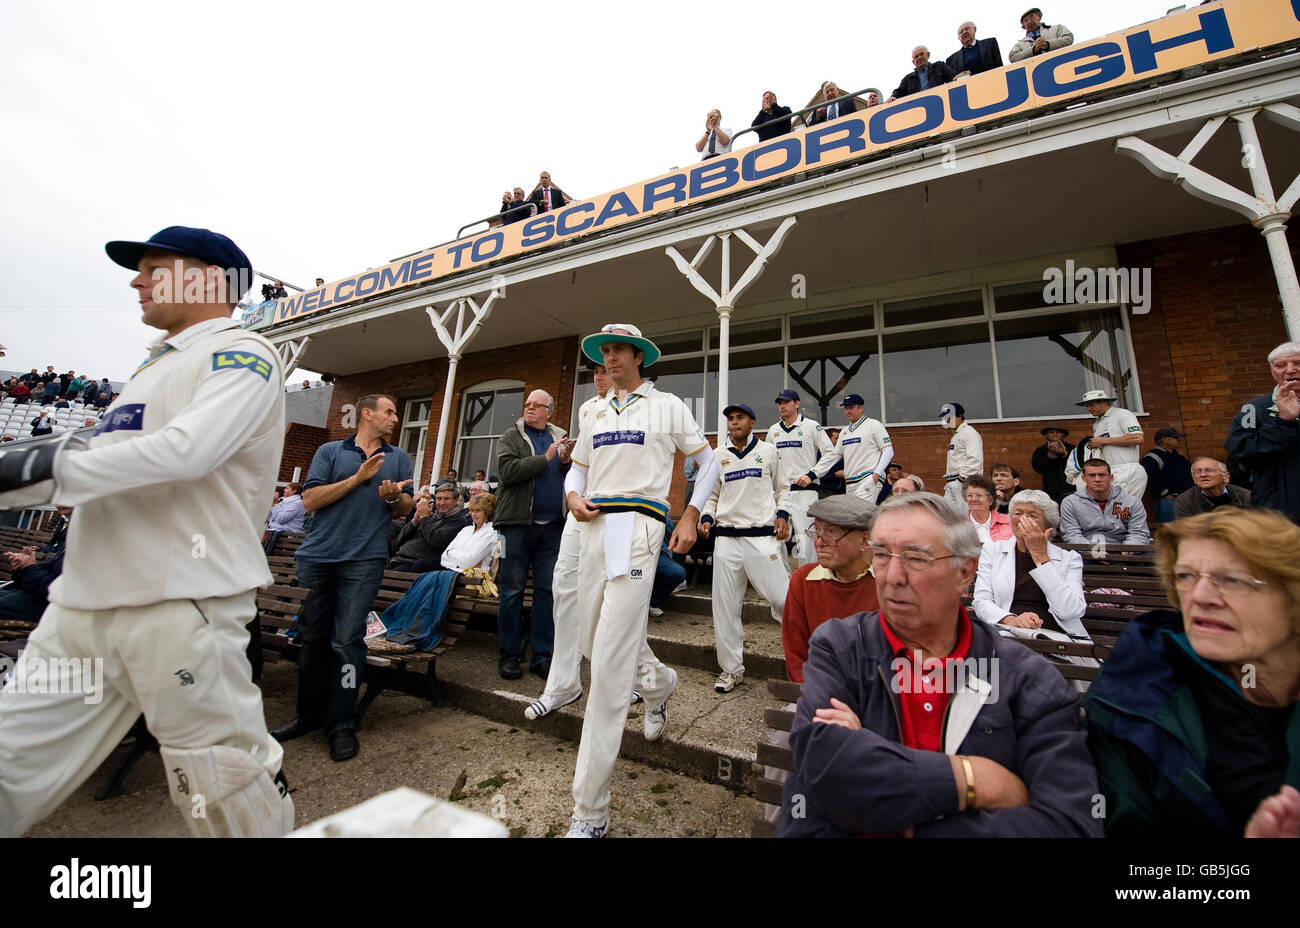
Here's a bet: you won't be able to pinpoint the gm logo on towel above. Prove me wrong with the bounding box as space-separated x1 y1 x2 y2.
212 351 273 381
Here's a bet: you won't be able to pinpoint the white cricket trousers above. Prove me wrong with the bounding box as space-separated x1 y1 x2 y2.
571 513 674 825
1111 462 1148 501
944 480 965 506
0 592 283 837
544 514 585 697
711 534 789 676
847 478 882 514
786 488 820 566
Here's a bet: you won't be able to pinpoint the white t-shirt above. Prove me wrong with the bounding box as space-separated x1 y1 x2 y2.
571 380 709 520
835 416 893 487
1092 406 1143 468
766 415 837 488
51 317 283 609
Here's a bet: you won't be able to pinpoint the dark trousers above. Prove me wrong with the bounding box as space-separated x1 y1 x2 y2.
496 521 561 669
294 557 385 734
650 552 687 608
0 588 45 623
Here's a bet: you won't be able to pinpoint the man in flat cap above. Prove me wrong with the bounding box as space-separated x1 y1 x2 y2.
1009 8 1074 62
833 393 893 513
767 389 836 567
0 226 293 837
699 402 791 694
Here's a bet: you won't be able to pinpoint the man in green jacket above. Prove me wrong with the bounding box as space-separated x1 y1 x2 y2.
494 389 571 679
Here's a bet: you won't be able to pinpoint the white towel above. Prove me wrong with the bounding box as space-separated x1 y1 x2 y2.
603 511 635 579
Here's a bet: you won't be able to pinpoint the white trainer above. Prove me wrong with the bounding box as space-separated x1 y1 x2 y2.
714 670 744 693
643 668 678 742
564 817 608 838
524 689 582 721
648 606 664 617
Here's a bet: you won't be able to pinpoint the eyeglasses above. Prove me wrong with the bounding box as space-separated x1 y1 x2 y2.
523 402 550 410
804 526 853 545
1191 468 1224 476
1172 569 1269 597
867 546 965 572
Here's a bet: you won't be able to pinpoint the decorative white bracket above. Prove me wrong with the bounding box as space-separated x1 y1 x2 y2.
1116 104 1300 337
424 281 504 485
665 216 798 432
277 336 312 384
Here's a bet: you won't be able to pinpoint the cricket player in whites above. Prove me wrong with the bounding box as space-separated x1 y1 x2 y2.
701 403 791 693
0 227 292 837
564 324 718 837
834 392 893 511
766 389 835 566
525 359 610 721
941 402 983 505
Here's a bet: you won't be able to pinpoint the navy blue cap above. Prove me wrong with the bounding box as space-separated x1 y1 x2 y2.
775 389 800 403
723 403 756 420
105 226 253 302
840 393 865 407
942 402 966 419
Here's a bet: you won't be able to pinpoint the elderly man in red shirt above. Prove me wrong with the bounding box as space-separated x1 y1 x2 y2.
774 491 1102 837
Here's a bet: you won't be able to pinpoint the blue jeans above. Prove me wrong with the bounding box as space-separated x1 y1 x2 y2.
497 521 561 669
650 551 687 608
294 557 386 734
0 589 45 623
1155 497 1176 524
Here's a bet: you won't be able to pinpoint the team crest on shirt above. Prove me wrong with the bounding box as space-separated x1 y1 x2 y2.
720 456 731 466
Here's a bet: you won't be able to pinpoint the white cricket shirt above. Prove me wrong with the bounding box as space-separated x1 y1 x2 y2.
766 415 837 488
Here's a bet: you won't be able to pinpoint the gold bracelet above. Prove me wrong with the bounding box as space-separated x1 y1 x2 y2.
960 755 976 811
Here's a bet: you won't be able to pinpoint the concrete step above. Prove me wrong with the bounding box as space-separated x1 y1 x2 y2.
663 587 773 623
644 607 785 680
433 630 777 796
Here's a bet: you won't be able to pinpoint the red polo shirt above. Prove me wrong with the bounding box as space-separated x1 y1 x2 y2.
880 608 973 752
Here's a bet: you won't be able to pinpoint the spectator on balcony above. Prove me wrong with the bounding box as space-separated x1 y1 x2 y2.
1009 8 1074 62
19 369 40 388
889 47 957 101
751 91 793 141
92 390 112 410
315 277 325 287
807 83 857 126
9 380 30 405
1175 458 1251 519
65 374 85 402
695 109 733 160
864 90 881 108
946 21 1003 77
527 171 570 214
501 187 532 225
30 381 45 404
39 376 62 406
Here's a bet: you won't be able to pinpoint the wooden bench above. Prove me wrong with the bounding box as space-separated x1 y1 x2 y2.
752 679 801 838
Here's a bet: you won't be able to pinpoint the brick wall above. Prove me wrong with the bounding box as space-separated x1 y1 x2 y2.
288 336 581 487
278 422 329 483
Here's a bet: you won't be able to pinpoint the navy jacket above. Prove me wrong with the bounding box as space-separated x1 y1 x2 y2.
775 610 1102 837
892 61 958 99
945 37 1003 75
1141 447 1193 499
1225 392 1300 523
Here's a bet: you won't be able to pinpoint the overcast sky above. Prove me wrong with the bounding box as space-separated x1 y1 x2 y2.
1 0 1168 381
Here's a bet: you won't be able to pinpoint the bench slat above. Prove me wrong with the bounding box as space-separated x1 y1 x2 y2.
756 742 794 771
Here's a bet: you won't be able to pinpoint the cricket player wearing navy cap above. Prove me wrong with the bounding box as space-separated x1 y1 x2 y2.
766 389 836 567
0 226 293 837
833 392 893 513
700 403 791 693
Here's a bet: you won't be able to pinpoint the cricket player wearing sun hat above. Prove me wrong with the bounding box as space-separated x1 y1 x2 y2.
0 226 293 837
562 323 719 837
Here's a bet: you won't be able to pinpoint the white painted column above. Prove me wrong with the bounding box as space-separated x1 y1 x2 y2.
425 284 502 484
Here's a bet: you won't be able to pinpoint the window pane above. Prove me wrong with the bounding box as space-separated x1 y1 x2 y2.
457 438 497 483
489 388 523 433
994 307 1134 417
882 324 995 423
650 329 706 357
790 306 874 339
708 318 782 350
992 280 1052 314
462 391 497 437
647 356 706 410
883 290 983 328
705 347 785 429
787 337 881 425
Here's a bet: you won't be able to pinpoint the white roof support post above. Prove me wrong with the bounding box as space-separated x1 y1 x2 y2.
665 216 797 434
1116 107 1300 339
425 282 502 485
277 336 312 384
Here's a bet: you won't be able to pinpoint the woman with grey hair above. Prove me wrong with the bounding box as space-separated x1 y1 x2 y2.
971 488 1089 641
